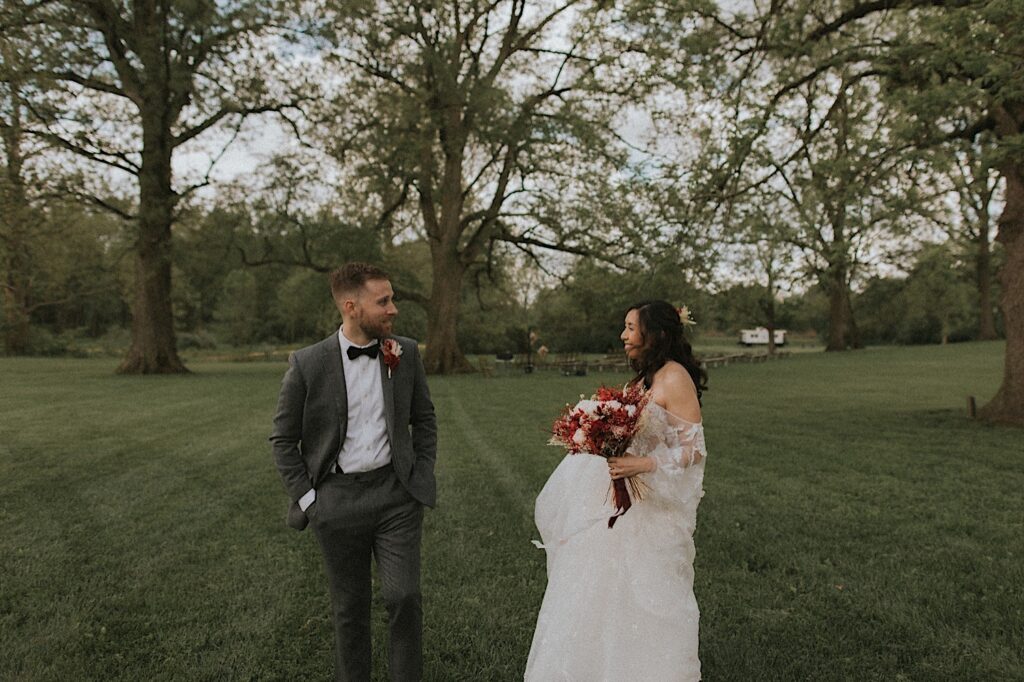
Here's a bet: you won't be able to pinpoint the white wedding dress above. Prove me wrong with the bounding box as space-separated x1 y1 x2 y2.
526 401 707 681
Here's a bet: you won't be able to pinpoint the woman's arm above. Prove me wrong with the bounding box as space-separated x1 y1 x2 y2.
608 454 653 479
608 364 702 480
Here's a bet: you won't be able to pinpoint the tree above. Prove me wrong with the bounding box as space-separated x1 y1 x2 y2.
728 213 798 354
229 154 388 271
746 78 923 350
749 1 1024 422
932 138 1004 341
0 55 35 354
1 39 125 354
902 243 975 345
533 257 709 353
855 276 907 345
4 0 306 372
856 243 977 346
171 207 244 335
314 0 672 373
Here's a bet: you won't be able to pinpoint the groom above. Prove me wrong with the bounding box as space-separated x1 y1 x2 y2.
270 262 437 681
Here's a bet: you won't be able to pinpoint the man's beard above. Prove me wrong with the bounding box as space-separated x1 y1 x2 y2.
359 315 392 340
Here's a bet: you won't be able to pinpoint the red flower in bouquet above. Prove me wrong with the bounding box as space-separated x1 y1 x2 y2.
550 383 649 527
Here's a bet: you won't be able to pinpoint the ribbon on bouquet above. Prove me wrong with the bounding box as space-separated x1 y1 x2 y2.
608 478 632 528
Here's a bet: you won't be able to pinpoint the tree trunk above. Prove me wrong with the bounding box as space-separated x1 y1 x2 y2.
978 160 1024 424
423 246 472 374
1 189 31 355
846 287 863 349
826 284 849 351
765 266 776 355
2 268 31 354
1 86 32 355
824 263 856 351
976 214 998 341
117 115 187 374
1 241 31 355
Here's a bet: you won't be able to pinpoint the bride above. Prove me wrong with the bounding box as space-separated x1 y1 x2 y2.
526 300 709 681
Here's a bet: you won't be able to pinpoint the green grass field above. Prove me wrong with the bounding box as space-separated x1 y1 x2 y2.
1 342 1020 681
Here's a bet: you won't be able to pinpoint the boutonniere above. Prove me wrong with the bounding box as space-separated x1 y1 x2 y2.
381 338 402 378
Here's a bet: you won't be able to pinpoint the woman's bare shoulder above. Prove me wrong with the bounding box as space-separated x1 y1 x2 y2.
653 361 701 421
654 361 693 387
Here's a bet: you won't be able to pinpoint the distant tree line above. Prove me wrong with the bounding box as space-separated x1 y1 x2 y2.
2 198 997 358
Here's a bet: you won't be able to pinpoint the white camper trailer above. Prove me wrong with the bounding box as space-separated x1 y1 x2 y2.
739 327 787 346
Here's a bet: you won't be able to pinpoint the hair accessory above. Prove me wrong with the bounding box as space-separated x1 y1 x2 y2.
676 306 697 327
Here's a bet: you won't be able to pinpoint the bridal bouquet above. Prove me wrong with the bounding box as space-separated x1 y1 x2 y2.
550 384 649 527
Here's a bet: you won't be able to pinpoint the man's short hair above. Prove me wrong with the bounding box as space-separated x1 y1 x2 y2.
329 262 390 299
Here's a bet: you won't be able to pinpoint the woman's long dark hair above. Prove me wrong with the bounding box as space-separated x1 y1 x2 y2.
626 300 707 404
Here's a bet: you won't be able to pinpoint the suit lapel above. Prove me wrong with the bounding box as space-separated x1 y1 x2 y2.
378 342 396 447
321 334 348 445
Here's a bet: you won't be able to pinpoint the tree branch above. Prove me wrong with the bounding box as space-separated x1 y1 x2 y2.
806 0 971 42
173 100 303 148
46 70 130 98
81 0 144 105
23 127 140 175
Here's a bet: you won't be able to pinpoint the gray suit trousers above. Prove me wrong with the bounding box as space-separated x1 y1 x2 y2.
309 464 424 682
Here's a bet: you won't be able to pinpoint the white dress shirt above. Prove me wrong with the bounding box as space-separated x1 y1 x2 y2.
336 327 392 472
298 327 393 512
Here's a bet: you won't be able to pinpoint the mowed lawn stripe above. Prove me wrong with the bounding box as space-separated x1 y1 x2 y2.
419 377 549 680
695 343 1022 680
2 360 329 680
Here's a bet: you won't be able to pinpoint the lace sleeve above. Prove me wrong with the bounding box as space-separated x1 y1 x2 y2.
650 421 706 473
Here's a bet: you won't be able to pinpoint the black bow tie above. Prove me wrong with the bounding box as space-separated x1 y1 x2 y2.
347 344 379 361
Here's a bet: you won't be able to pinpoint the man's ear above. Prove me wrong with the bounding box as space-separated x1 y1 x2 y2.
334 295 355 317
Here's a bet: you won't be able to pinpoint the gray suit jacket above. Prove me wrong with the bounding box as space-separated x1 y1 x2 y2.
270 333 437 530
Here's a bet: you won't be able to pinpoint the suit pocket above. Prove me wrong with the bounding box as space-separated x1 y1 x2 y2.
286 500 310 531
307 485 327 521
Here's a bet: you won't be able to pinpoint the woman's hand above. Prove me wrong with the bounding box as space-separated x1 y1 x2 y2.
607 454 654 480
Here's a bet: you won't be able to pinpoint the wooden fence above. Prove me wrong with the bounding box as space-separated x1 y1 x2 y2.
481 350 790 376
